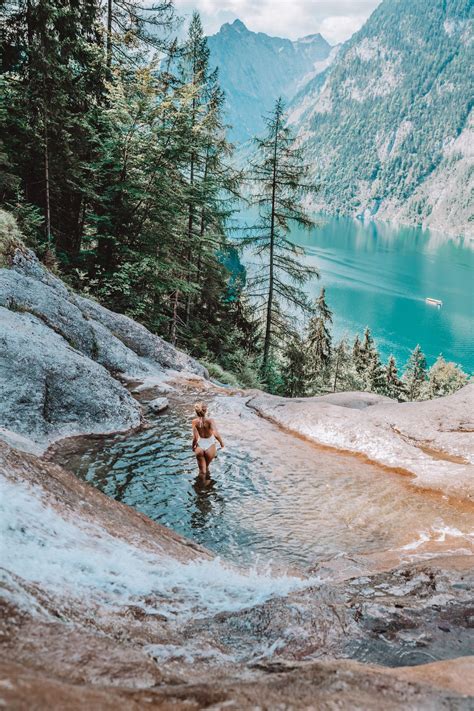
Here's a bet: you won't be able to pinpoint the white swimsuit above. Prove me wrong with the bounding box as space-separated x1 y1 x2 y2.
198 435 217 451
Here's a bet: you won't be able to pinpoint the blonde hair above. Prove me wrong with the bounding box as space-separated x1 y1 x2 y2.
194 402 208 419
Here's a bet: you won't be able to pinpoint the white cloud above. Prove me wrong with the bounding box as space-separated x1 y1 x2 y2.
173 0 382 44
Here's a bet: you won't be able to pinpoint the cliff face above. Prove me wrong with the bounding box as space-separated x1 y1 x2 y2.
287 0 473 236
0 241 206 454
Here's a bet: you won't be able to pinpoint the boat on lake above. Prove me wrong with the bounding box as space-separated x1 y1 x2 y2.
425 297 443 306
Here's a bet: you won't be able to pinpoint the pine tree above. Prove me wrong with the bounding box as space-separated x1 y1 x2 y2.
245 97 319 381
365 349 385 394
1 0 106 259
359 327 375 370
281 334 308 397
331 338 363 392
384 355 405 400
353 334 364 374
403 345 428 401
306 287 332 392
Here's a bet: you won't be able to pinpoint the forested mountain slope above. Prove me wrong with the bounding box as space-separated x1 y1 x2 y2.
207 19 333 142
288 0 473 236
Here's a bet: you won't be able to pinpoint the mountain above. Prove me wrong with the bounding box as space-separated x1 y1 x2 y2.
207 19 333 142
288 0 473 236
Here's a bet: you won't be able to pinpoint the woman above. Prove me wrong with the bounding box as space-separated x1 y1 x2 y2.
192 402 224 480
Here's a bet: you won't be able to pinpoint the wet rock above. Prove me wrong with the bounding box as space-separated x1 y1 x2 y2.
1 441 473 708
76 295 207 377
249 386 474 499
149 397 169 413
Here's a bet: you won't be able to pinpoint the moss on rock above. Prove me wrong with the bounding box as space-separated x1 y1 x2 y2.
0 210 27 267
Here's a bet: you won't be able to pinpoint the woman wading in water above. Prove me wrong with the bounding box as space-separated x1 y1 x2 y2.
192 403 224 481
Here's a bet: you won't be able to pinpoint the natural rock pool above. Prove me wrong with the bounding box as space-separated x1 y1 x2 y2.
56 389 474 572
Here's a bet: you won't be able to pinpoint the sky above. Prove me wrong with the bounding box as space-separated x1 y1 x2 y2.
173 0 383 45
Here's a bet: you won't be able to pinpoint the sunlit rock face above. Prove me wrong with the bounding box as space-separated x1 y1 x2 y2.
0 247 206 453
1 440 474 708
249 385 474 500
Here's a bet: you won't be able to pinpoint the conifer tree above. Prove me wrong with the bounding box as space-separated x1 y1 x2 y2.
281 334 308 397
245 97 319 381
352 334 364 374
365 349 385 394
1 0 105 258
384 355 405 400
403 344 428 401
306 287 332 392
359 327 376 370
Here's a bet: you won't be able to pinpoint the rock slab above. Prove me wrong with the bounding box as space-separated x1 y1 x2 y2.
0 247 206 451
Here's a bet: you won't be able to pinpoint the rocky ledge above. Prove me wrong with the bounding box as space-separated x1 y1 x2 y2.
248 387 474 500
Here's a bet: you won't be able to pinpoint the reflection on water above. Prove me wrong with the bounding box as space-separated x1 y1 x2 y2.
59 394 474 570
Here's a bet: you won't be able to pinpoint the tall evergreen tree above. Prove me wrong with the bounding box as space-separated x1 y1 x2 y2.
306 287 332 392
384 355 405 400
352 333 364 374
1 0 106 259
365 349 385 394
281 334 308 397
403 344 428 401
245 97 319 380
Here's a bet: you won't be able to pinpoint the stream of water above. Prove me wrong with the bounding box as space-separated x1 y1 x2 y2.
58 390 474 571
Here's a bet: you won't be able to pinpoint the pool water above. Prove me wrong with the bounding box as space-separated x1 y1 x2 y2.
58 391 474 571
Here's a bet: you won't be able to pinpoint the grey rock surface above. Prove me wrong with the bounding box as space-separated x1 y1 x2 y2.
0 247 207 451
0 307 141 449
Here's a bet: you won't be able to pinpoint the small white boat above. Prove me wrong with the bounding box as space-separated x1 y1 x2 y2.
425 297 443 307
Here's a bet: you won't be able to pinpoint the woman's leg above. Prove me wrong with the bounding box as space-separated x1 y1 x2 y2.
194 447 207 478
204 444 217 478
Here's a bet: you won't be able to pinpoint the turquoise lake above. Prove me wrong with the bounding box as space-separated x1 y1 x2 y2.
282 216 473 373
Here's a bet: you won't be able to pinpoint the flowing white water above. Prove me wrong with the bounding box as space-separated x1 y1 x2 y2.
0 477 318 620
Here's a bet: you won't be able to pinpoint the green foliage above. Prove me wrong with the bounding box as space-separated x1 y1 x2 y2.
306 287 332 391
425 356 469 398
200 360 241 388
1 2 255 369
277 289 466 401
384 355 406 400
281 334 308 397
0 209 25 266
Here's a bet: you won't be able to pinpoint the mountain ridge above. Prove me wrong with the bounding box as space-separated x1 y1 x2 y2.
207 20 333 142
288 0 473 236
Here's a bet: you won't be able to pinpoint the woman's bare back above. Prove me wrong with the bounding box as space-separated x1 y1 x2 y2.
192 417 214 438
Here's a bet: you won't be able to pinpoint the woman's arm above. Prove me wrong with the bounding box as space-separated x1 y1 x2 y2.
192 421 199 450
211 419 224 449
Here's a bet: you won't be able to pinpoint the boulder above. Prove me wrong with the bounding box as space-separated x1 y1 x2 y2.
0 244 207 450
0 307 141 451
148 397 169 413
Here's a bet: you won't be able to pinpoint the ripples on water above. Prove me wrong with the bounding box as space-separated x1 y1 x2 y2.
60 393 474 570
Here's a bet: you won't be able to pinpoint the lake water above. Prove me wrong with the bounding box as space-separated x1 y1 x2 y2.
269 216 474 373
